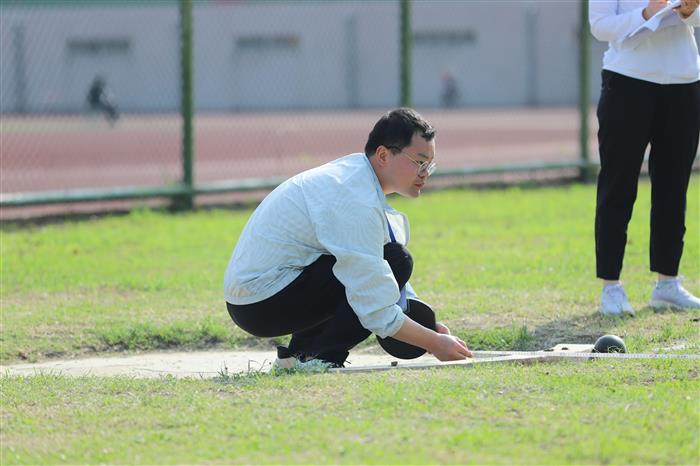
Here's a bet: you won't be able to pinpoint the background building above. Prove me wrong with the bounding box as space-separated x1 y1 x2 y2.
0 0 649 114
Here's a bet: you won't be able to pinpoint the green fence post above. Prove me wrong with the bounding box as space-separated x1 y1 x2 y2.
400 0 412 107
178 0 194 209
579 0 592 182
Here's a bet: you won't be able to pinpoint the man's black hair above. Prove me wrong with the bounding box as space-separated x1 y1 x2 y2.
364 108 435 157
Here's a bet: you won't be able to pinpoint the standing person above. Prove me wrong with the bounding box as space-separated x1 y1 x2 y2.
441 72 460 108
590 0 700 315
86 76 119 125
224 108 472 368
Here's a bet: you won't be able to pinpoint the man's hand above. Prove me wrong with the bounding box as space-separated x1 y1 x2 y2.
643 0 668 19
435 322 451 335
430 334 473 361
391 317 472 361
674 0 700 18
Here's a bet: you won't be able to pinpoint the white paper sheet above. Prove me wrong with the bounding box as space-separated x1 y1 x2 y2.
626 0 682 40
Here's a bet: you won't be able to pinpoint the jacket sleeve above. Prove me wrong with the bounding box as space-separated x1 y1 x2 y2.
306 192 405 338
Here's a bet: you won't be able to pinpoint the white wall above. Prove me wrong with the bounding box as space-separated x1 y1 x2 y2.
0 1 629 113
0 4 180 113
413 1 534 106
192 1 400 110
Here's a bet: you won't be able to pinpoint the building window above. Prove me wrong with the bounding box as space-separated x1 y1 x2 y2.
235 34 300 51
67 38 131 56
413 30 477 46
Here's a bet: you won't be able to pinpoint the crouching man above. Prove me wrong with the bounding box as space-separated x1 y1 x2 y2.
224 108 472 368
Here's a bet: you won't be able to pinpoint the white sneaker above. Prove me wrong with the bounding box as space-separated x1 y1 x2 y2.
272 345 305 370
271 346 337 372
272 357 334 372
599 284 635 316
272 355 298 370
650 279 700 310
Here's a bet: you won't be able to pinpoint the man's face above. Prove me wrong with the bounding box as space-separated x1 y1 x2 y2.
387 133 436 198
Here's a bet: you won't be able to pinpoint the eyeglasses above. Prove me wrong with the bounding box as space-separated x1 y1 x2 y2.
388 146 437 176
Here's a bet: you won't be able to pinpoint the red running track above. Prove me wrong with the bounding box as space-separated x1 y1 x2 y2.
1 108 598 194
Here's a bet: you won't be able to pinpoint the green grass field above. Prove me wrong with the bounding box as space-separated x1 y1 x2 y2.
1 178 699 464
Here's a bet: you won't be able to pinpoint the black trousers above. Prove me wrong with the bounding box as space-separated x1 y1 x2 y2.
226 242 413 365
595 70 700 280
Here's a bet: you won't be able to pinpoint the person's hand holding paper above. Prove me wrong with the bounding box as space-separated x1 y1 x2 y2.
626 0 682 40
673 0 700 18
643 0 674 20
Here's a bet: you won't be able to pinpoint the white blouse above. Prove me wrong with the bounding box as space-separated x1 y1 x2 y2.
589 0 700 84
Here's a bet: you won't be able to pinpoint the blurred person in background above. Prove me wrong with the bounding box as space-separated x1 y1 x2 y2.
86 75 119 125
441 72 461 108
589 0 700 315
224 108 471 368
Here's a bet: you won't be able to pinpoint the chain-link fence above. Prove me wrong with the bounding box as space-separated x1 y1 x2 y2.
1 1 183 204
1 0 625 214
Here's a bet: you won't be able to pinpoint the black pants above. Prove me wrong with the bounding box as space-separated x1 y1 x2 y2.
595 70 700 280
226 242 413 365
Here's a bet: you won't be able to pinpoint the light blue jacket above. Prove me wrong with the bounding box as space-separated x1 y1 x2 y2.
224 153 411 338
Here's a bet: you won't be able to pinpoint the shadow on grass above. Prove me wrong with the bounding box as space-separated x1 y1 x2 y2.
457 312 635 352
527 306 699 352
528 313 624 350
9 307 695 364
